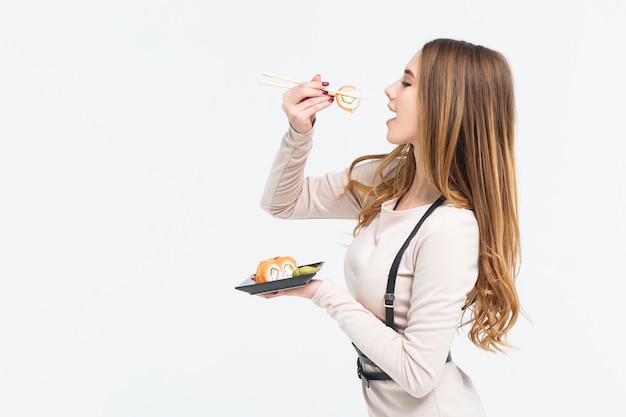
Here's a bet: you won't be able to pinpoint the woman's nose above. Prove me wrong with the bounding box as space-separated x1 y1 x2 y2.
384 84 394 100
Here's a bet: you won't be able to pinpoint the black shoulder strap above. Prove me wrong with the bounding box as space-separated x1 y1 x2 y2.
384 195 446 331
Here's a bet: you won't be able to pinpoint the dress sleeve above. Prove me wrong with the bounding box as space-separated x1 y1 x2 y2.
311 208 480 398
260 125 374 220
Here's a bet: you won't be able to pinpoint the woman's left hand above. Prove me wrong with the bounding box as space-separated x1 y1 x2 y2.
258 279 322 300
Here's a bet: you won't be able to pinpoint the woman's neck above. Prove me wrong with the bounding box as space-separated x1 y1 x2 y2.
394 167 440 210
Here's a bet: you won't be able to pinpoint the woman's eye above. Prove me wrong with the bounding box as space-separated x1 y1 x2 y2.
401 81 411 87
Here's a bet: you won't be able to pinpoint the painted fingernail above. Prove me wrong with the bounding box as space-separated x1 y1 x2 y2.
322 90 328 95
322 81 329 86
328 97 334 103
270 291 279 295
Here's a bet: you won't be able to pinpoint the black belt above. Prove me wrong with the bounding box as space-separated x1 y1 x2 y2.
356 358 391 388
354 342 452 388
354 196 448 388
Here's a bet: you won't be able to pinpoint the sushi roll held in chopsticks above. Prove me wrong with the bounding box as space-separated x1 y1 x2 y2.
335 85 362 114
260 72 365 114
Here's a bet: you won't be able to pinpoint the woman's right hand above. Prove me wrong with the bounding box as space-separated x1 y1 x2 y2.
281 74 334 134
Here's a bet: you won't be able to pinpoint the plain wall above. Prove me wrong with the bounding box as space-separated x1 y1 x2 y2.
1 1 624 416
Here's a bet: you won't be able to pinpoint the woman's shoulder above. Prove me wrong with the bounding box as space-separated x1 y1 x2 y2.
347 156 385 183
423 201 478 235
348 155 398 183
410 201 479 257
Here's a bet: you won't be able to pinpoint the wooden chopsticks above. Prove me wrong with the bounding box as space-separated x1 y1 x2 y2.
260 72 366 100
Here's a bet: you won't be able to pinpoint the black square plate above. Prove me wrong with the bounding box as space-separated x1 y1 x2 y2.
235 262 324 295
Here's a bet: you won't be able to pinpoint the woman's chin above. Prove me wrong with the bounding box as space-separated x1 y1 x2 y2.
385 132 402 145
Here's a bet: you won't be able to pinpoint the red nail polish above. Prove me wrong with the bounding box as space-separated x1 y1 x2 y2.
322 81 329 86
322 90 328 95
328 97 334 103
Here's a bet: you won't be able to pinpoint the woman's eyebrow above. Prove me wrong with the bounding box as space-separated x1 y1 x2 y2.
404 69 416 77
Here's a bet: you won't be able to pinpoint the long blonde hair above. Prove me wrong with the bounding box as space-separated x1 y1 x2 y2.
344 39 521 352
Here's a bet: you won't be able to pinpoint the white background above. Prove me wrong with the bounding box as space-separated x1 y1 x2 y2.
1 1 624 416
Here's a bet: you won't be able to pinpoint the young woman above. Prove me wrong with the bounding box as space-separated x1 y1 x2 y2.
258 38 521 417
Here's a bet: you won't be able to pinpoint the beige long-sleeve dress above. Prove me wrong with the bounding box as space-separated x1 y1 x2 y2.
261 126 487 417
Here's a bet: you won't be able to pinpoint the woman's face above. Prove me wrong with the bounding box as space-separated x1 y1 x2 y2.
384 51 421 145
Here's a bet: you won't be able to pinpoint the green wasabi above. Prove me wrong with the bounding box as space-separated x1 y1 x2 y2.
292 265 318 277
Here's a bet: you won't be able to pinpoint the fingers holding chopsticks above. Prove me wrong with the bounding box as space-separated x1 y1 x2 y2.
280 74 336 133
